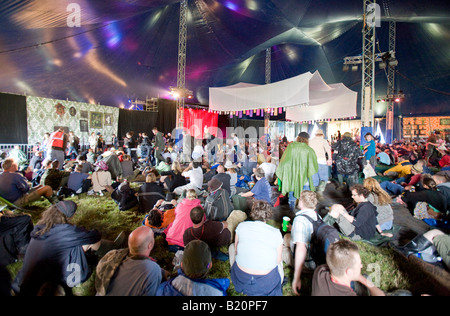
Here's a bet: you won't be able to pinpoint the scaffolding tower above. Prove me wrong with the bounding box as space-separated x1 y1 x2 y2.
175 0 188 129
383 0 396 143
361 0 377 129
264 47 271 135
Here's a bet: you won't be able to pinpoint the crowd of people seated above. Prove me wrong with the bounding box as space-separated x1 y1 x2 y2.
0 126 449 297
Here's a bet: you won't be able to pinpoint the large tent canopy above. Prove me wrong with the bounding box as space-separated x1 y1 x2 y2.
209 70 358 122
0 0 449 117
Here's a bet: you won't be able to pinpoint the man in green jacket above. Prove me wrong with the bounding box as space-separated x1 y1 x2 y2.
276 132 318 210
152 127 165 165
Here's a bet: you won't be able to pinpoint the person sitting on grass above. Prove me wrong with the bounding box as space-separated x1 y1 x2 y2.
0 158 55 206
137 172 165 213
40 160 71 191
111 180 138 212
95 226 169 296
363 178 394 232
183 206 231 260
12 201 126 296
311 239 385 296
229 200 284 296
164 189 202 252
326 184 379 241
232 167 272 213
67 164 92 195
157 240 230 296
143 199 177 233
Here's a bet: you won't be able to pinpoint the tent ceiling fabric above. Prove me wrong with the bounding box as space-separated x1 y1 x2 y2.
209 70 358 122
0 0 449 116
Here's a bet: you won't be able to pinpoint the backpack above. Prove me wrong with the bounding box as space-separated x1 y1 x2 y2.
204 189 233 222
300 214 341 266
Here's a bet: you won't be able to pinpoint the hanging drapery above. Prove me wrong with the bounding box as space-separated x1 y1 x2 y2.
182 108 218 138
209 71 357 123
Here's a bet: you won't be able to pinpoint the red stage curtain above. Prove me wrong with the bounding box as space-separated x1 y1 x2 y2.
182 108 218 138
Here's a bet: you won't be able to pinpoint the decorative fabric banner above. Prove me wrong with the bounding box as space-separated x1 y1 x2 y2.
209 71 357 123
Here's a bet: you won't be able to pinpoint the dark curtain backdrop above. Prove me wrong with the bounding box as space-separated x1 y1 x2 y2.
228 117 265 139
117 98 177 140
0 93 27 144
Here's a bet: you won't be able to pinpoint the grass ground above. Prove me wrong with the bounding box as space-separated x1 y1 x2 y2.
4 190 444 296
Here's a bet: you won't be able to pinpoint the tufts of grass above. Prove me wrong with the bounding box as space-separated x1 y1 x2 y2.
6 194 446 296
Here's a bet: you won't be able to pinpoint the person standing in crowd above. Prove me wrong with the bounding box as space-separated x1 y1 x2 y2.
332 132 363 188
276 132 318 210
89 132 98 153
363 132 377 169
152 127 165 165
111 134 119 149
67 131 79 160
123 132 137 163
140 132 151 163
309 129 332 193
47 128 68 169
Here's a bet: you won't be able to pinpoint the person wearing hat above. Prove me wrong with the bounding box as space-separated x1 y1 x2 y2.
204 178 233 222
90 160 112 196
12 201 125 296
309 129 332 193
224 160 238 196
157 240 230 296
276 131 319 210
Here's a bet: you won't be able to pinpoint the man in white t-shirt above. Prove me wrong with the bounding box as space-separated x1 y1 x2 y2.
174 161 204 195
282 190 319 296
258 156 277 183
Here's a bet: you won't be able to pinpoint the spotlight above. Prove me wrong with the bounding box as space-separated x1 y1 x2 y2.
342 64 349 72
389 59 398 67
394 98 400 102
379 61 386 69
351 65 358 72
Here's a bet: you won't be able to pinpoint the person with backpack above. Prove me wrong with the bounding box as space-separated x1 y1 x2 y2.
204 178 233 222
282 190 340 295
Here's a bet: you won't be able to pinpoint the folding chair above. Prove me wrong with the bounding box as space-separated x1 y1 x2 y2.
0 195 27 212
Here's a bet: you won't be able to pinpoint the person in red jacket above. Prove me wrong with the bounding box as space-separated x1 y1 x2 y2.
47 128 68 169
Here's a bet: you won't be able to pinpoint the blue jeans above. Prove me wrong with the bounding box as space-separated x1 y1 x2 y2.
288 185 310 210
380 181 404 196
312 164 329 187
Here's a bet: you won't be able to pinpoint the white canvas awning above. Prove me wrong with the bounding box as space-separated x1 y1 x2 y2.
209 71 357 122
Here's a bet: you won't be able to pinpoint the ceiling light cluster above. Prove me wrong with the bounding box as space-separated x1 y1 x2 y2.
169 86 193 99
